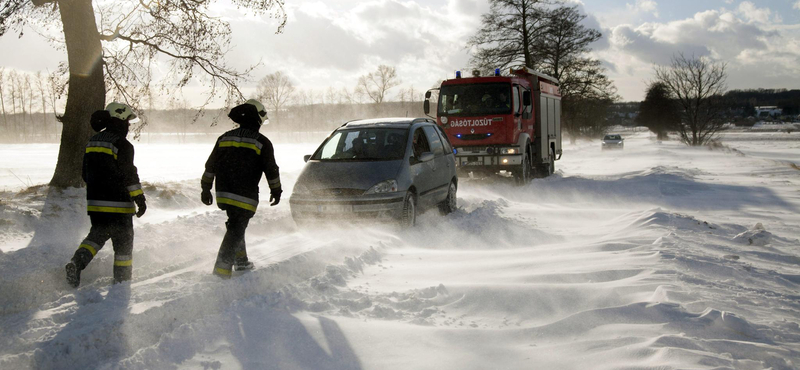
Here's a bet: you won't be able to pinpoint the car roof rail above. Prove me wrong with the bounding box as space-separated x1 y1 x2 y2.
410 118 435 124
341 119 364 127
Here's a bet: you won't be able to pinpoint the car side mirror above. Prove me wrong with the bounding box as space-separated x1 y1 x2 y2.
423 100 430 115
419 152 434 163
522 91 531 106
303 155 311 163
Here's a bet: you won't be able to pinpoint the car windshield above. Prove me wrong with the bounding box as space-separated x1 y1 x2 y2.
312 128 408 161
604 135 621 140
438 82 512 117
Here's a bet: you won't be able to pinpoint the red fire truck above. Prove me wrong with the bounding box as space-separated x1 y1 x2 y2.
424 68 562 182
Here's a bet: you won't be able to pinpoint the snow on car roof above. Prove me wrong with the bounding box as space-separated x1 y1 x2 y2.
342 117 433 128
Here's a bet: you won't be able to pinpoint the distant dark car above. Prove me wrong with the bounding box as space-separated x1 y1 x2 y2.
602 134 624 150
290 118 458 227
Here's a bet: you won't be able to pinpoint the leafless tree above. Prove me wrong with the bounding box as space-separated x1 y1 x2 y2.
257 71 295 127
8 69 20 137
0 68 7 134
24 73 35 140
538 6 601 83
356 65 400 105
468 0 548 71
46 69 66 139
35 72 47 135
655 53 728 146
0 0 287 188
325 87 339 105
469 2 617 139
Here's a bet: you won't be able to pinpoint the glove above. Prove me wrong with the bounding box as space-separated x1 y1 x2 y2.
133 194 147 218
269 188 282 206
201 189 213 205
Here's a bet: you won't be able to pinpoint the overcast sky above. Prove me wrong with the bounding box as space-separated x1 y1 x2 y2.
1 0 798 105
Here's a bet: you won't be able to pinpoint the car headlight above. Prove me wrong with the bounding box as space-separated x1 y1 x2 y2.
500 148 518 154
364 180 398 195
292 183 310 195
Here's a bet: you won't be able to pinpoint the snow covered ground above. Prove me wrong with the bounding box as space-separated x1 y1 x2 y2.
1 131 798 369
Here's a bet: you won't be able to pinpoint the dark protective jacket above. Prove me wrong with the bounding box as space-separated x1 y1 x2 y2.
201 126 281 213
83 124 143 215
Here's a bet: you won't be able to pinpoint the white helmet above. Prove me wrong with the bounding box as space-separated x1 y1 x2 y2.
244 99 268 125
105 102 137 121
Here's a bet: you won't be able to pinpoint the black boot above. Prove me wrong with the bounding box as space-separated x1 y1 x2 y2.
66 262 81 288
235 260 255 271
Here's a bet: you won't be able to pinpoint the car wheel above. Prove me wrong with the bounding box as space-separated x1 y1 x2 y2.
438 181 457 215
401 191 416 228
514 151 530 185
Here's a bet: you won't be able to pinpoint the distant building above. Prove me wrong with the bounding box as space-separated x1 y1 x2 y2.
755 106 782 117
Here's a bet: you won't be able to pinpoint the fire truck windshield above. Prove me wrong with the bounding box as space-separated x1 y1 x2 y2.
438 83 511 117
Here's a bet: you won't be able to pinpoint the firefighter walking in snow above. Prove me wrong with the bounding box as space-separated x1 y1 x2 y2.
66 102 147 288
201 99 281 278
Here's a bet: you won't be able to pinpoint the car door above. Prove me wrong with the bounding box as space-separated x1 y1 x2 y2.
435 124 457 180
422 125 450 204
408 127 437 208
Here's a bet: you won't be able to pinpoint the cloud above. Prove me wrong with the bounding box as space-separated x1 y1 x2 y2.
606 9 775 68
626 0 659 18
737 1 781 24
221 0 480 96
602 7 800 100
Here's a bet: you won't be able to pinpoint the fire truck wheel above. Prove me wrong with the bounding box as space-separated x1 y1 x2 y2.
514 153 530 185
401 191 417 228
438 181 457 215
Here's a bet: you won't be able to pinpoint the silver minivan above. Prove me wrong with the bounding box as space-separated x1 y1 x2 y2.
290 118 458 227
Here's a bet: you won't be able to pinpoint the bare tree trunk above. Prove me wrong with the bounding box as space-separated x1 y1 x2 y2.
0 69 6 139
49 0 105 188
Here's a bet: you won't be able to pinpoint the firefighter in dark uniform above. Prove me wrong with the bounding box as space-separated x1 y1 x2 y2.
65 102 147 288
201 99 281 278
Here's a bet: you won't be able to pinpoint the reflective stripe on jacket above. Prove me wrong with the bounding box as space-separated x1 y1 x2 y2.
202 127 280 213
83 130 142 215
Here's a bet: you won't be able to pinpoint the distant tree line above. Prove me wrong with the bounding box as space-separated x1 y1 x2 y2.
0 64 424 143
253 65 421 131
0 68 65 142
724 89 800 117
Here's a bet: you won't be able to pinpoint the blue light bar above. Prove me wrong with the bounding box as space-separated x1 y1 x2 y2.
455 71 462 79
494 68 500 76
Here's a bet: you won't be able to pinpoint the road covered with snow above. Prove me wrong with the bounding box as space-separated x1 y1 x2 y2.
0 131 799 369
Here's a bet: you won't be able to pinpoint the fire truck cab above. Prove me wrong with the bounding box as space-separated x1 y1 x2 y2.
424 68 562 182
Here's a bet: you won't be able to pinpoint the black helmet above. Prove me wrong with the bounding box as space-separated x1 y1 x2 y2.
229 99 268 126
90 110 111 132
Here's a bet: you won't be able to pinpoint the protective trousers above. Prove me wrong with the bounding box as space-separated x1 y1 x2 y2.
71 214 134 283
213 208 253 278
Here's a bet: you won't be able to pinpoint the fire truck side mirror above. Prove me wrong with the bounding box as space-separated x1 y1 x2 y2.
522 91 532 106
423 100 430 115
425 91 432 99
